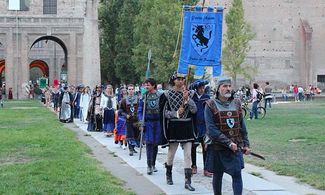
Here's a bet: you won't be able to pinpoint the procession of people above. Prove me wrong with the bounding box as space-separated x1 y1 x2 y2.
40 70 253 194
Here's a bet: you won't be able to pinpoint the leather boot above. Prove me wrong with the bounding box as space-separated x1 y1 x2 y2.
152 162 158 172
147 160 153 175
128 146 133 156
165 163 173 185
184 168 195 191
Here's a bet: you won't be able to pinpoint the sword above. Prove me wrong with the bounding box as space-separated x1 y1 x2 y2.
216 142 266 160
241 148 265 160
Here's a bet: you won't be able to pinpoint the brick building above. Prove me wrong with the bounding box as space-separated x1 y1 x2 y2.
205 0 325 90
0 0 101 99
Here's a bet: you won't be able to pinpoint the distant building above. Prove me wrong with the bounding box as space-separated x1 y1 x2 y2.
203 0 325 90
0 0 101 99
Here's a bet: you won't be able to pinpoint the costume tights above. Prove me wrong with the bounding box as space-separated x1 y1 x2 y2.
212 171 242 195
191 139 207 168
166 142 192 168
146 144 158 166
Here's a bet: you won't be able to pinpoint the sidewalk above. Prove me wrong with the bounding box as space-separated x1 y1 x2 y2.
72 119 322 195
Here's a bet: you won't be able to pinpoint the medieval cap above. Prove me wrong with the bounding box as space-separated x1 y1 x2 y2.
169 71 185 85
189 80 209 90
216 76 231 91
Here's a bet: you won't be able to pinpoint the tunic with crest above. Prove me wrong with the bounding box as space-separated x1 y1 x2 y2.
138 91 161 145
119 95 140 142
119 95 139 123
204 98 250 175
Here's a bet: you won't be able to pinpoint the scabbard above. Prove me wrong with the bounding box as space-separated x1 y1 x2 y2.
250 152 265 160
241 147 265 160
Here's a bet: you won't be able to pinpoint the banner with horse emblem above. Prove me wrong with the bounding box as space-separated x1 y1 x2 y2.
178 6 223 78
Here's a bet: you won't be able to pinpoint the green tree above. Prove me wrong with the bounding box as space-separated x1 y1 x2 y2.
100 0 198 85
132 0 198 84
99 0 123 86
131 0 155 81
114 0 140 84
222 0 255 88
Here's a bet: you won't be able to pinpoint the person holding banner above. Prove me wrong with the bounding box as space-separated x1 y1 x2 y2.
159 72 197 191
204 77 251 195
138 78 161 175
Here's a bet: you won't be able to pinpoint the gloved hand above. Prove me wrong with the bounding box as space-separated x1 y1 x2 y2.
139 126 144 132
138 120 145 127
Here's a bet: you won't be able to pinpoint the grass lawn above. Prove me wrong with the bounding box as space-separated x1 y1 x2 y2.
245 99 325 190
0 100 134 194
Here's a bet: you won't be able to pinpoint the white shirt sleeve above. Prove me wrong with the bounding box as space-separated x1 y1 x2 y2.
100 94 105 109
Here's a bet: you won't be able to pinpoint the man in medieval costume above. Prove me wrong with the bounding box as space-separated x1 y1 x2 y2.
73 85 83 119
138 78 161 175
100 84 117 137
58 86 74 123
87 85 103 131
119 84 140 156
159 71 197 191
189 80 213 177
204 77 251 195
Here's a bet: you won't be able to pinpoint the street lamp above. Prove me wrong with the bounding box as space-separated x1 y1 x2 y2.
60 64 67 84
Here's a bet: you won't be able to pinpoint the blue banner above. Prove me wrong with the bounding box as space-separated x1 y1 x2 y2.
193 65 221 78
178 7 223 77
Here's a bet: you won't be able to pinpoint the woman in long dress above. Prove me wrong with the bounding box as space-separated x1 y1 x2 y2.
80 86 91 123
58 86 73 123
100 85 117 137
87 86 102 131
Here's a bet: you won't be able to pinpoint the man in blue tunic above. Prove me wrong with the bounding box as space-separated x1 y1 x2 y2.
204 77 251 195
189 80 212 177
138 78 161 175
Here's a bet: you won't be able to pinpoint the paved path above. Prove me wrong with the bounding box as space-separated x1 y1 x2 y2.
71 119 323 195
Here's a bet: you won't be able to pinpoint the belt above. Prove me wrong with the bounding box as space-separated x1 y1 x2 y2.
212 144 226 151
146 118 160 121
169 118 191 122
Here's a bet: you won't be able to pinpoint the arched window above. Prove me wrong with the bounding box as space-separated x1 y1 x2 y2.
43 0 57 14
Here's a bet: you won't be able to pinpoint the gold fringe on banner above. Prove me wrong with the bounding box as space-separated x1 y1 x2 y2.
173 10 183 59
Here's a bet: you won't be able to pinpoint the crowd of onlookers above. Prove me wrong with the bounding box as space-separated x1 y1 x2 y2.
235 83 322 103
288 84 321 102
232 82 323 120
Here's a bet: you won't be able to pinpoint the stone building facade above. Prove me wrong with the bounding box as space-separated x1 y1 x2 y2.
0 0 101 99
204 0 325 90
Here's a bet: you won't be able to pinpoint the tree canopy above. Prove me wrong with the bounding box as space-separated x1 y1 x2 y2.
99 0 198 85
222 0 255 88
